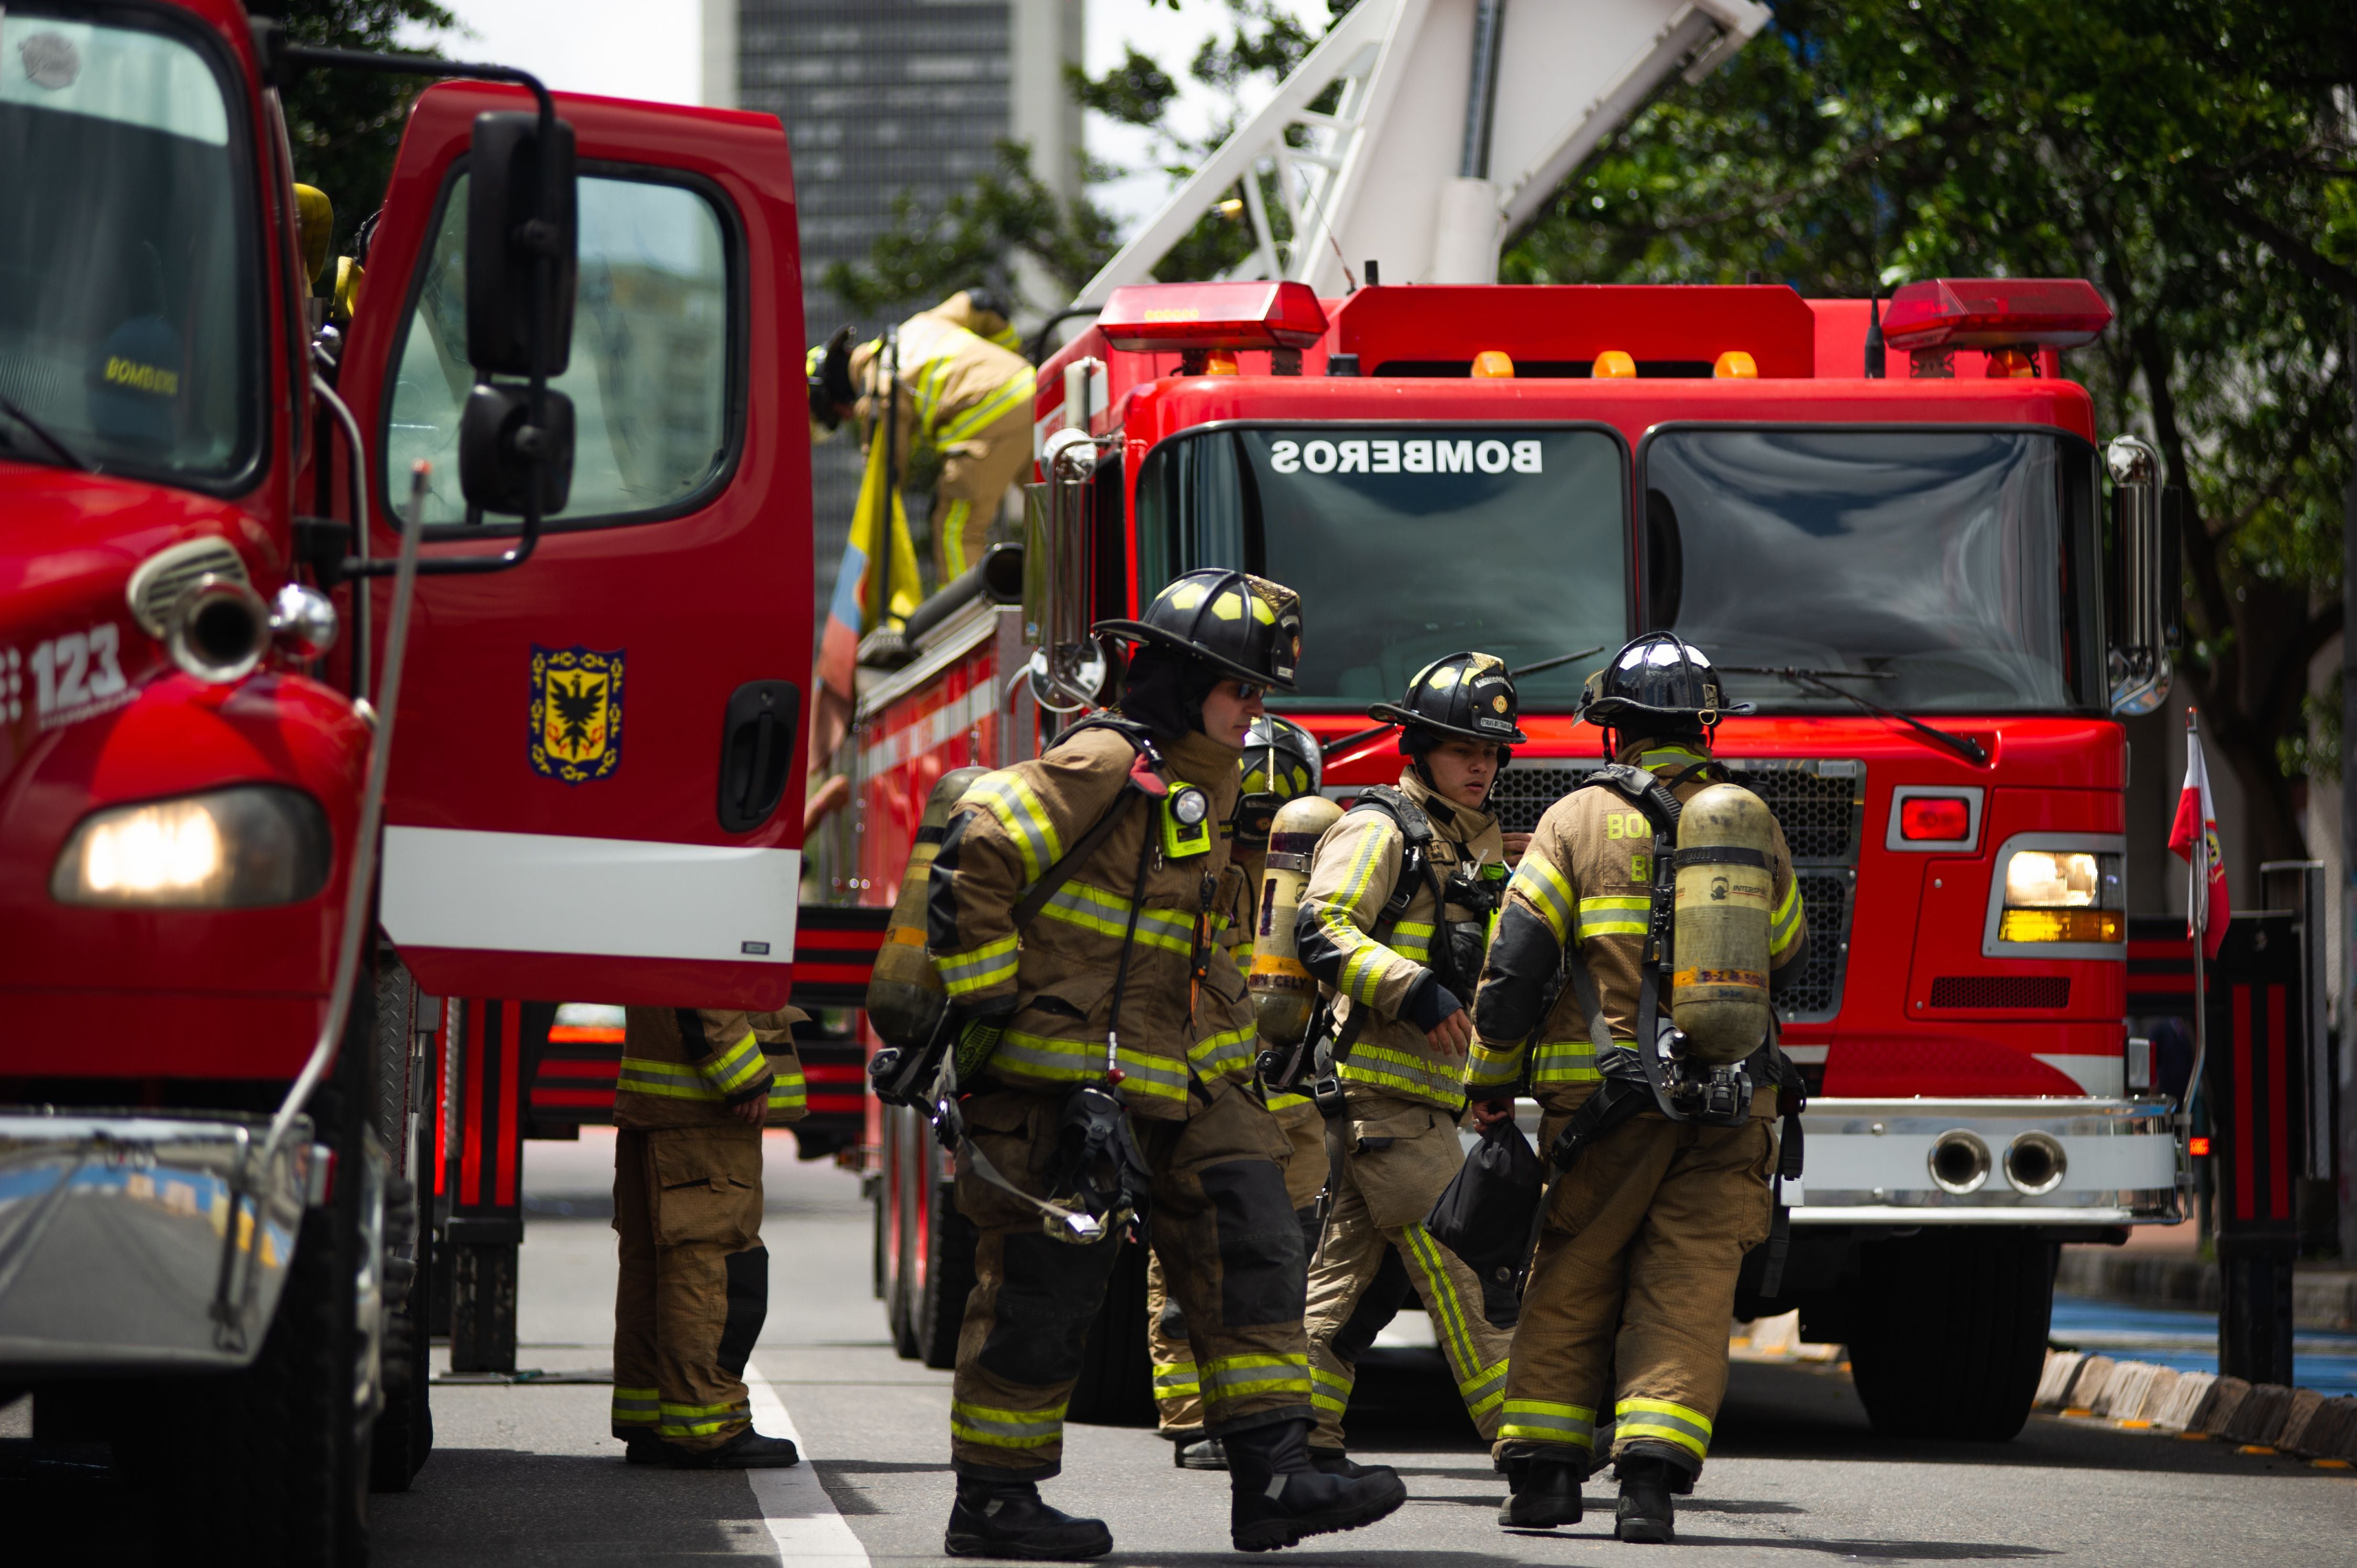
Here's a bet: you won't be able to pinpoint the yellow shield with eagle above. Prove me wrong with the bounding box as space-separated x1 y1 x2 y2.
530 645 624 785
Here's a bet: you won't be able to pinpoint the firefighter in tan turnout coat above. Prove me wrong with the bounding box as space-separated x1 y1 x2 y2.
1293 653 1523 1467
1465 634 1808 1543
611 1007 811 1467
923 571 1406 1559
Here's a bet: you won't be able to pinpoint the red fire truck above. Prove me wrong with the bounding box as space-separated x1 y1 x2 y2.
840 275 2186 1439
0 3 812 1557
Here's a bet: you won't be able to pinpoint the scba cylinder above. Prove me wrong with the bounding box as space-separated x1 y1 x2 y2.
1670 782 1776 1065
866 765 986 1048
1249 794 1343 1046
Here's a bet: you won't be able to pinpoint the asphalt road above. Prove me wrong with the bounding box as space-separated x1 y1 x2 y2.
7 1131 2352 1566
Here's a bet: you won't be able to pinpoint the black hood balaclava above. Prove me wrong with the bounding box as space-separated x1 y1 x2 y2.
1117 645 1222 743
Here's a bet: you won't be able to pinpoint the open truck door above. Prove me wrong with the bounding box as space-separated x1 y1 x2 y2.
337 84 810 1008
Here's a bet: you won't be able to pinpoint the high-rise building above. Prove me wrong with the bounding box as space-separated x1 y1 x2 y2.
703 0 1084 623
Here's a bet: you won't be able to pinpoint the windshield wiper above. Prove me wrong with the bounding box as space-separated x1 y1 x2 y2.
1724 665 1989 766
1321 645 1604 757
0 392 94 472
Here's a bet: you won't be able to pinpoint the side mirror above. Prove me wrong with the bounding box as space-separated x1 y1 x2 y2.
465 111 577 378
2105 435 2176 715
459 383 575 515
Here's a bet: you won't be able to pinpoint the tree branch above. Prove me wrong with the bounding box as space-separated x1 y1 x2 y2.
2202 186 2357 305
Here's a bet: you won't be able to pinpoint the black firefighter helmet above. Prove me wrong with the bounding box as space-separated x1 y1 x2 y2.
1093 569 1303 692
1370 650 1527 748
806 326 855 432
1578 632 1753 733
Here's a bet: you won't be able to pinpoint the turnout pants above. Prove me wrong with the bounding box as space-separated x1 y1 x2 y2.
1150 1097 1329 1435
950 1077 1312 1481
929 403 1032 583
1497 1109 1775 1480
611 1127 770 1451
1304 1094 1511 1451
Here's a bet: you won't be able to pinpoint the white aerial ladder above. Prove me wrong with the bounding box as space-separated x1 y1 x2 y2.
1078 0 1771 301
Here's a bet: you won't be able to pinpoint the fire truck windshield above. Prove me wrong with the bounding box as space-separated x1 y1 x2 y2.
0 10 259 484
1644 428 2105 714
1134 425 1628 709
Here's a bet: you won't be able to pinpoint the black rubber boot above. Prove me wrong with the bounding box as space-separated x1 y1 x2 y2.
661 1427 801 1469
944 1479 1114 1561
1307 1448 1395 1481
1499 1454 1583 1529
1225 1418 1407 1552
1615 1455 1679 1543
1175 1435 1228 1471
623 1436 662 1465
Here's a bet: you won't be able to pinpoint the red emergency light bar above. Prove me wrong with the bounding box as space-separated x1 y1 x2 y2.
1880 278 2113 351
1098 280 1329 353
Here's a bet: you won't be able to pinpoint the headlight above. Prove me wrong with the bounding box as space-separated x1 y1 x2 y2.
52 786 331 908
1998 848 2122 943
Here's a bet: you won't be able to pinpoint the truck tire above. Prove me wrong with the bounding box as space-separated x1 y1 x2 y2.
1064 1238 1153 1428
1847 1231 2056 1441
911 1171 977 1370
369 1179 434 1493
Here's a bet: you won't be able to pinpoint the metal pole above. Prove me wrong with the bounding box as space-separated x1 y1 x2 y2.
2186 706 2208 1220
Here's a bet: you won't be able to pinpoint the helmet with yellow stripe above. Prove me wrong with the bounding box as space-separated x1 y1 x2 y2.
1093 569 1303 692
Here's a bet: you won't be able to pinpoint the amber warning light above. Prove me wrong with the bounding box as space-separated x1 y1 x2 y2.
1098 280 1330 354
1879 278 2113 351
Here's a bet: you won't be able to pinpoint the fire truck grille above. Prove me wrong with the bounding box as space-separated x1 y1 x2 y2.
1486 758 1863 1024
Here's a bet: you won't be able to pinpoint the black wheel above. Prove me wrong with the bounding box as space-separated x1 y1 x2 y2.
911 1156 977 1370
1847 1231 2055 1441
369 1179 434 1493
1065 1238 1153 1428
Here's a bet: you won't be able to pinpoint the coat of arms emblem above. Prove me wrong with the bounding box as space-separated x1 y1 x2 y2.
529 645 624 785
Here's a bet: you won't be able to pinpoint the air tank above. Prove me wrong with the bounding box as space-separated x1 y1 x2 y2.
1248 794 1343 1046
866 765 986 1048
1670 782 1776 1065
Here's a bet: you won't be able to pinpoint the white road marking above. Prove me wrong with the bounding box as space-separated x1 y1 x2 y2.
744 1364 872 1566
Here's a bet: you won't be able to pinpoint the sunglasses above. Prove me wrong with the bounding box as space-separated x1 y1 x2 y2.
1225 681 1268 702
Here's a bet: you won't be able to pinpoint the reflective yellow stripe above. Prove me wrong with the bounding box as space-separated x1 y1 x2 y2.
1511 855 1576 940
1401 1223 1484 1390
990 1031 1189 1102
938 498 975 577
617 1057 723 1101
1639 746 1710 774
1532 1039 1600 1085
1188 1025 1255 1081
611 1386 659 1427
1038 879 1196 954
766 1054 807 1114
657 1397 750 1439
938 934 1019 997
1499 1397 1595 1449
1200 1353 1310 1404
701 1032 769 1096
1152 1361 1200 1398
951 1398 1065 1449
937 367 1037 444
1310 1364 1352 1414
1769 877 1805 956
1339 1041 1466 1106
1616 1395 1712 1458
967 771 1064 882
1575 895 1650 941
1465 1037 1524 1089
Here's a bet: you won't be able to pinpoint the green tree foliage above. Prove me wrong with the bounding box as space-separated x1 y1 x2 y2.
277 0 456 251
1506 0 2357 858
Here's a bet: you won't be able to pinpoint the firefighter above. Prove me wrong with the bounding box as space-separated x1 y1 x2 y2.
1464 634 1808 1542
610 1007 811 1468
926 570 1407 1558
1292 653 1522 1469
807 288 1036 588
1152 715 1332 1470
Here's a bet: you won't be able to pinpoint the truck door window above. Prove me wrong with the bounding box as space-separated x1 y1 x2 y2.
1642 428 2103 713
1136 426 1628 709
0 9 259 486
382 170 736 527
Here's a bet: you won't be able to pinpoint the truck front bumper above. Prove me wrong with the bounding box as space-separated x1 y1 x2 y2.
1788 1097 2182 1227
0 1110 317 1374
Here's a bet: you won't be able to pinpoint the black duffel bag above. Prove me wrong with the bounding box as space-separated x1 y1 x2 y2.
1424 1118 1545 1329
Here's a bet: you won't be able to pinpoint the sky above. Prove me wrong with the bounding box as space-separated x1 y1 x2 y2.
405 0 1332 239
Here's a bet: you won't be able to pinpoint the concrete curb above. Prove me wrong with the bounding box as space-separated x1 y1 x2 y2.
2056 1251 2357 1331
2035 1349 2357 1465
